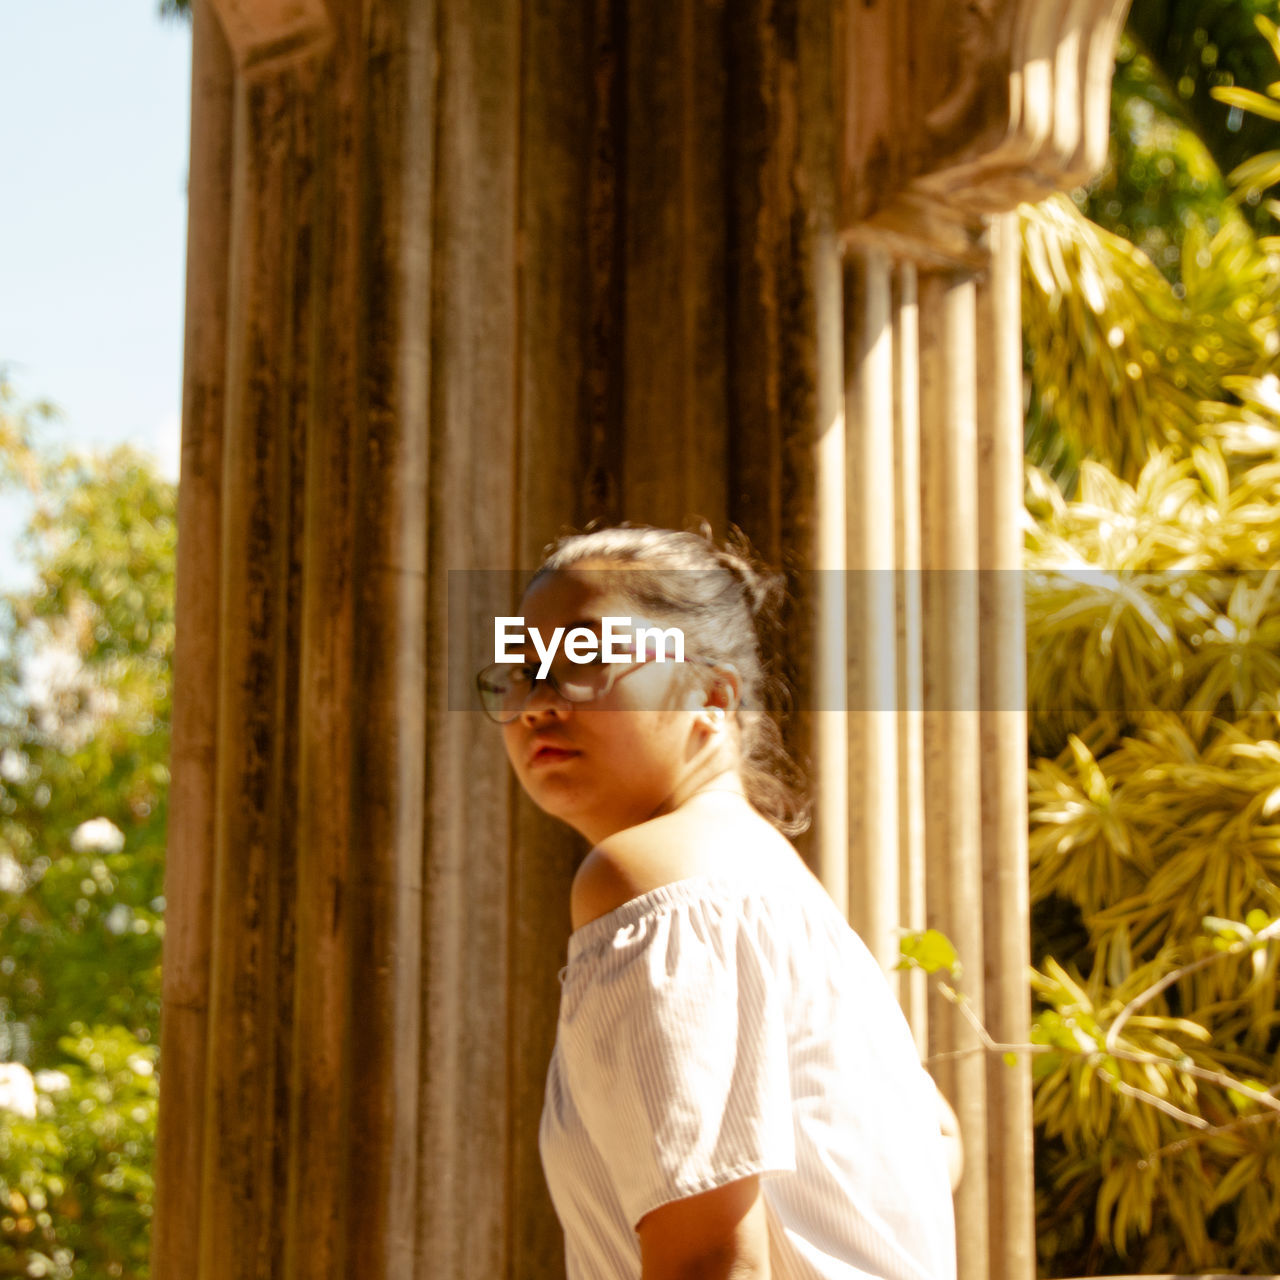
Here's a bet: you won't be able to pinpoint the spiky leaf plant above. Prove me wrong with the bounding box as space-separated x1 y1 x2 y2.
1212 13 1280 220
1023 67 1280 1263
1022 197 1280 486
1026 447 1280 1270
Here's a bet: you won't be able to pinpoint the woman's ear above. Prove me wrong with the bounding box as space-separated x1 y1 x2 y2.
703 665 742 718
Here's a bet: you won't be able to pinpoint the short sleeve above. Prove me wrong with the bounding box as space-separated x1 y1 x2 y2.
557 884 797 1229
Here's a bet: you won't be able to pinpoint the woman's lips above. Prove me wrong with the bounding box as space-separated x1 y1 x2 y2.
530 743 580 766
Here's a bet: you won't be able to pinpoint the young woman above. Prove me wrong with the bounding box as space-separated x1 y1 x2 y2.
475 525 958 1280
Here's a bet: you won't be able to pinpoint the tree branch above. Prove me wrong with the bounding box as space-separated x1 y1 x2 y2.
1104 917 1280 1053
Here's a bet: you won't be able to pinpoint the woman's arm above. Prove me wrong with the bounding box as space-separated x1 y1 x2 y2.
573 819 777 1277
637 1176 770 1280
934 1082 964 1192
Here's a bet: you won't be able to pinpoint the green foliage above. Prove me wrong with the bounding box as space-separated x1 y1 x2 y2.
1029 919 1280 1271
0 369 55 494
1032 2 1280 487
1025 449 1280 1271
896 930 960 978
0 1028 158 1280
0 378 174 1278
1024 447 1280 756
0 443 174 1065
1213 13 1280 223
1114 0 1280 247
1023 6 1280 1270
1022 197 1280 484
1083 34 1238 277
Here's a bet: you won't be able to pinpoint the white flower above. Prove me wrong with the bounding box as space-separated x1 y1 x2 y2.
0 1062 36 1118
0 853 23 894
104 903 133 935
70 818 125 855
34 1069 71 1094
0 749 28 784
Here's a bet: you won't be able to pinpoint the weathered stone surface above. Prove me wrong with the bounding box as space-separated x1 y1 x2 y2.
207 0 330 70
842 0 1132 254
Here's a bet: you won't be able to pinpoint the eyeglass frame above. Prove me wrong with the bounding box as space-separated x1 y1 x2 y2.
474 640 723 724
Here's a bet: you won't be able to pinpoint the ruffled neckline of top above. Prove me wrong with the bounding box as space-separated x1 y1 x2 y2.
564 870 843 965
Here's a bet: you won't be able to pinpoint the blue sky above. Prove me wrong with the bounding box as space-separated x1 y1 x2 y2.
1 0 191 585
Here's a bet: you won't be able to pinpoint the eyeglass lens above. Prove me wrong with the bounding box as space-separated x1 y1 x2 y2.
477 661 616 721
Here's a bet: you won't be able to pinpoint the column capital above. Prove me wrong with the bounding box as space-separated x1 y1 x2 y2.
841 0 1131 253
205 0 332 72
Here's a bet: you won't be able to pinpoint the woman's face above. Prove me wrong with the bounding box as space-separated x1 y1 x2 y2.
500 566 712 844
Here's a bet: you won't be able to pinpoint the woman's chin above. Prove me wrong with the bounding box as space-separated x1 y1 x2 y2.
520 774 593 823
515 761 661 840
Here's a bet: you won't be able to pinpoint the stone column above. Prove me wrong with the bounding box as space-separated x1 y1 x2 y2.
154 3 836 1278
149 4 231 1275
837 7 1132 1280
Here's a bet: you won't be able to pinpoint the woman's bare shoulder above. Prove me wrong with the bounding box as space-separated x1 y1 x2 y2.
570 800 787 931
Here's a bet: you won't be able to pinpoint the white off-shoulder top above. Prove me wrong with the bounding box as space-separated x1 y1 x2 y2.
539 862 958 1280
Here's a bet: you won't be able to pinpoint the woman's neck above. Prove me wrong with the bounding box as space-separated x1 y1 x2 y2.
652 764 747 820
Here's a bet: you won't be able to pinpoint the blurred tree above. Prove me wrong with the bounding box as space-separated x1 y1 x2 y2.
0 441 173 1064
1127 0 1280 179
0 1029 159 1280
0 375 174 1278
1082 0 1280 274
1212 13 1280 224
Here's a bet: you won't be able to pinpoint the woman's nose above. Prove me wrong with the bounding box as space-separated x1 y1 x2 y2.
520 678 571 723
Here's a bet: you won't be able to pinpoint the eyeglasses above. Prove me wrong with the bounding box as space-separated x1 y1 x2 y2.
475 637 712 724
